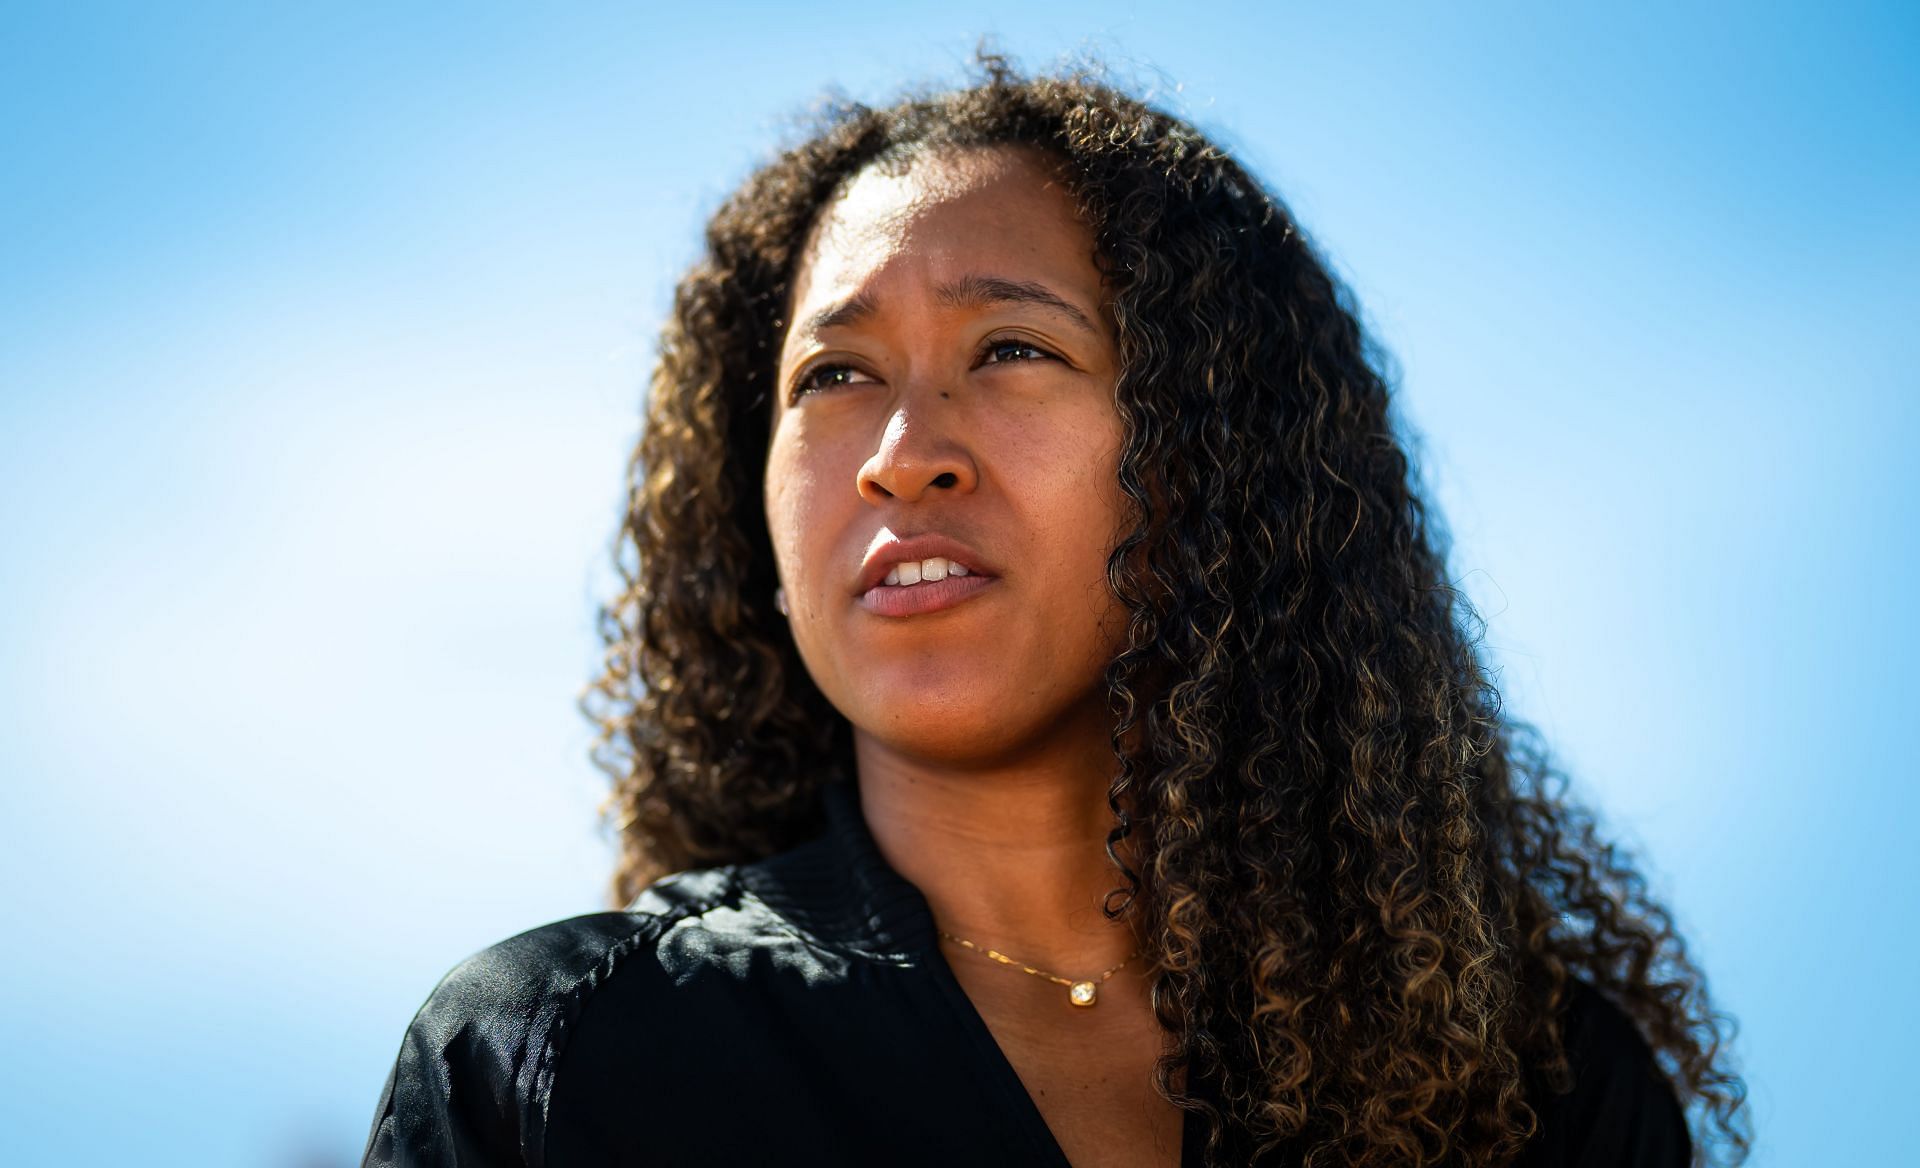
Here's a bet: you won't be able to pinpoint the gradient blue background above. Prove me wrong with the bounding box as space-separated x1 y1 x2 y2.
2 3 1913 1165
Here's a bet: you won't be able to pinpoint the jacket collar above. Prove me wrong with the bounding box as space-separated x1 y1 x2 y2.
734 776 942 964
732 775 1236 1146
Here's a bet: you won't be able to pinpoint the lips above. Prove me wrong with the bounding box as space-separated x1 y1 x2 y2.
858 572 998 617
853 531 1000 597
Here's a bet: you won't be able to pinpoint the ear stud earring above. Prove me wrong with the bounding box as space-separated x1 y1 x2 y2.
775 587 789 617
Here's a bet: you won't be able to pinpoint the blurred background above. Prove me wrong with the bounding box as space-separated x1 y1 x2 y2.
2 2 1912 1164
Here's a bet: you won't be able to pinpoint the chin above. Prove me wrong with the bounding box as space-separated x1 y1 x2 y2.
850 690 1029 763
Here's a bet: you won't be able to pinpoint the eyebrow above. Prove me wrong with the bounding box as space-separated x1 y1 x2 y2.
796 274 1100 342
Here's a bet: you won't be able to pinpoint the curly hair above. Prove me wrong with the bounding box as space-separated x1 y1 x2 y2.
582 55 1750 1168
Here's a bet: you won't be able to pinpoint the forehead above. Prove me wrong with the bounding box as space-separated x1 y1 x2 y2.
785 146 1095 323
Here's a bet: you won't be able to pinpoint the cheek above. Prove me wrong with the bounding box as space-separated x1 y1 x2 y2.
1016 417 1128 602
764 436 821 563
1034 409 1126 529
764 430 864 602
763 472 801 566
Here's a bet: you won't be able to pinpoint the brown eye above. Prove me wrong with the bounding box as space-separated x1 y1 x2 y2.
792 363 871 400
981 339 1055 365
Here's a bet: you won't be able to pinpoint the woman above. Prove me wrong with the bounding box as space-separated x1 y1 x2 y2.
363 60 1749 1167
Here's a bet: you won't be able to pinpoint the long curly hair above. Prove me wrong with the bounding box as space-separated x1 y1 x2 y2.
582 56 1749 1168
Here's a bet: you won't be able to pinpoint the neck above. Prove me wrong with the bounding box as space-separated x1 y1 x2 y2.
853 728 1143 977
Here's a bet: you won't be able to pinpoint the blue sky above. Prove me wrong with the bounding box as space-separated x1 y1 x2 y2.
2 3 1914 1164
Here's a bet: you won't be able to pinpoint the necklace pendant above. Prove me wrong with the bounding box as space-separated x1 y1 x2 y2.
1068 981 1098 1007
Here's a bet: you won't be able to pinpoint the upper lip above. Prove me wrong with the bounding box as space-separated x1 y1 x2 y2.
854 532 1000 596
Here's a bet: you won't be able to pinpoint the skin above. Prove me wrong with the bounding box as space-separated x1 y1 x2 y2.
764 146 1183 1166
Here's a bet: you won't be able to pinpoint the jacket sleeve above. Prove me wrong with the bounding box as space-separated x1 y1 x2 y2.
360 913 663 1168
1523 981 1695 1168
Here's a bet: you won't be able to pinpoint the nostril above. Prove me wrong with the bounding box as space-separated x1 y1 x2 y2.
932 472 958 488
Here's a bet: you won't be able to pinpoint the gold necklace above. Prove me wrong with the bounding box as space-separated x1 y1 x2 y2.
937 930 1141 1008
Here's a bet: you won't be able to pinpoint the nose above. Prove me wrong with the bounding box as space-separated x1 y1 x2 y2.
856 395 978 505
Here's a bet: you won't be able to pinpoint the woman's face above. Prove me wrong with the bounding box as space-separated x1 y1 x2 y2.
765 146 1130 768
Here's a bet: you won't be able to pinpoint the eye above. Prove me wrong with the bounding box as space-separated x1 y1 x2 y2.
979 338 1058 366
791 363 875 400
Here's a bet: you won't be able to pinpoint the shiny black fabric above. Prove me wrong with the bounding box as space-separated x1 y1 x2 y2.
362 779 1692 1167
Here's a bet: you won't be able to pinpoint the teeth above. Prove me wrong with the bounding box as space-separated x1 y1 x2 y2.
880 556 972 588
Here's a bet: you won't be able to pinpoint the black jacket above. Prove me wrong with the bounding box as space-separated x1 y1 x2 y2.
363 779 1692 1166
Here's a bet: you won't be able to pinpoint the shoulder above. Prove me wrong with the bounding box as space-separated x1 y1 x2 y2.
360 866 742 1168
1518 978 1694 1168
